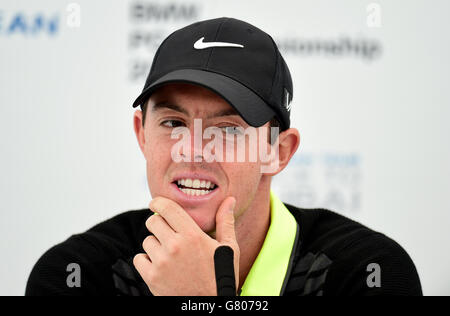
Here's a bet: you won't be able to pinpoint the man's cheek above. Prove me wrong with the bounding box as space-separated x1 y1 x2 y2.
228 168 261 204
146 151 169 192
146 139 171 164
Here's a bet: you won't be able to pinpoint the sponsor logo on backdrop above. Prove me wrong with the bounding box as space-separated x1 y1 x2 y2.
273 152 362 214
276 37 382 61
131 2 199 22
0 11 59 36
0 4 81 36
128 2 201 81
127 1 383 83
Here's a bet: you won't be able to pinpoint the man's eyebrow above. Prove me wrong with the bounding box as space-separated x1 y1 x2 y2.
151 101 189 116
151 101 240 119
206 108 240 119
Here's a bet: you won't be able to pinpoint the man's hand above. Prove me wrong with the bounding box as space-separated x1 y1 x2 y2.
133 196 239 296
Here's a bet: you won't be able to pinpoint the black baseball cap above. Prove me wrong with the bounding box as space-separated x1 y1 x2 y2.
132 17 293 131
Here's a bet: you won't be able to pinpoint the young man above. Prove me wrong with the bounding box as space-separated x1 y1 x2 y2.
26 17 422 296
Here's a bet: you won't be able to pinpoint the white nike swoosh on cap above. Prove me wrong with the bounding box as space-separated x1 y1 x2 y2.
194 37 244 49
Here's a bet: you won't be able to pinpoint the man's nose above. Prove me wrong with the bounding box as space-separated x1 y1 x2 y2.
189 119 205 162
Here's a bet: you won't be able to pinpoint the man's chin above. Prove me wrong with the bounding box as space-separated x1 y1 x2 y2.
184 209 216 234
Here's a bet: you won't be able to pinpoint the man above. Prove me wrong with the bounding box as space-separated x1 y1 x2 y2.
26 17 422 296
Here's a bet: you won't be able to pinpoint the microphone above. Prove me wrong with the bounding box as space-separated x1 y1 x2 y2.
214 245 237 296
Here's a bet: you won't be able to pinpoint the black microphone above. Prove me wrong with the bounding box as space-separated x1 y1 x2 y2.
214 245 237 296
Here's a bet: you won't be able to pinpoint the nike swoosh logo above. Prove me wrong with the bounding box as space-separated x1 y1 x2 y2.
194 37 244 49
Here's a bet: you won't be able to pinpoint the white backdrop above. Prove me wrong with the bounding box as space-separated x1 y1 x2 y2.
0 0 449 295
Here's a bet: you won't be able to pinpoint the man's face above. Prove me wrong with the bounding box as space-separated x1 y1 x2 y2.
137 83 272 234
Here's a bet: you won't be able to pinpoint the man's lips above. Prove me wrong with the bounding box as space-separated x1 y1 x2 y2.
172 179 218 196
170 172 221 201
169 182 219 203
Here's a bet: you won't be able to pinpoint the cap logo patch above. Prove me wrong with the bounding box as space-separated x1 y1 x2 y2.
194 37 244 50
283 88 292 112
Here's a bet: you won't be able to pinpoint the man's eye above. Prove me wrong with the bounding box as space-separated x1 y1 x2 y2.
220 126 243 135
161 120 185 128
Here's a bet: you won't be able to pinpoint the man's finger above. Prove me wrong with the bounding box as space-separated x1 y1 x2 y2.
215 197 237 245
142 235 162 262
149 197 201 233
146 214 176 244
133 253 153 282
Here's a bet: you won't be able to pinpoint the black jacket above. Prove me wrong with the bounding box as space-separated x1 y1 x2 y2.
26 204 422 296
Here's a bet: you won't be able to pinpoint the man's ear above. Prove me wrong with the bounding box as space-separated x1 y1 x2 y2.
268 128 300 176
133 109 146 155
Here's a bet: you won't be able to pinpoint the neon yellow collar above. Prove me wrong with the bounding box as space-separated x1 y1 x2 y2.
239 190 299 296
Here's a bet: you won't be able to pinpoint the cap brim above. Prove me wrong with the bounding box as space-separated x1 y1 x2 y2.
132 69 276 128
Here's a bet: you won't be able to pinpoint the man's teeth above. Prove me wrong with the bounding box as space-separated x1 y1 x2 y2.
180 188 211 196
176 179 217 196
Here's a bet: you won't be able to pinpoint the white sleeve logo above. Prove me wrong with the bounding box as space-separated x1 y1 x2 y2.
284 88 292 112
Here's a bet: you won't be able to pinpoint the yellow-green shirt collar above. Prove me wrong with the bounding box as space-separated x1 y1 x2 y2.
239 190 299 296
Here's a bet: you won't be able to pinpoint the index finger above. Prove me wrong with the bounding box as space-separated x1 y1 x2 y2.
149 197 201 234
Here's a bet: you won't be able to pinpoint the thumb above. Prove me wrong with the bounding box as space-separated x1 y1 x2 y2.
215 196 237 245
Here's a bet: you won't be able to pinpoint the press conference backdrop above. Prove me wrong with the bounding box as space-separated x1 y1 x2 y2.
0 0 449 296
